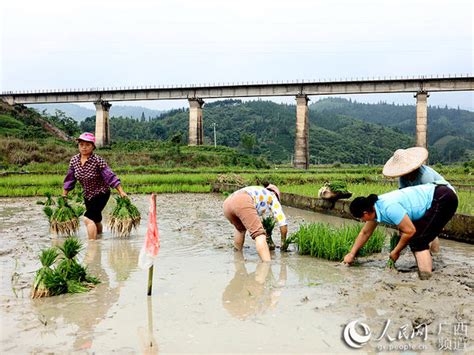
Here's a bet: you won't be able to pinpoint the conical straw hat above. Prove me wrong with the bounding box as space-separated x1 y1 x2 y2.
382 147 428 177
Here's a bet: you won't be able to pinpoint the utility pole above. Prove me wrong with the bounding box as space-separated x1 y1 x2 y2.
213 122 217 147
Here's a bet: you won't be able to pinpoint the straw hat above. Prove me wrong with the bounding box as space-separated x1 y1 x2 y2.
382 147 428 177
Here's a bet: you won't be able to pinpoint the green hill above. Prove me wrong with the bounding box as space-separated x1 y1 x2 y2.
2 97 472 165
310 97 473 162
0 101 75 140
79 99 418 164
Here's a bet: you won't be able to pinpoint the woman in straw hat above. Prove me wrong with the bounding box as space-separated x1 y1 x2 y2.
343 183 458 279
62 132 128 240
223 183 288 262
382 147 455 252
382 147 454 191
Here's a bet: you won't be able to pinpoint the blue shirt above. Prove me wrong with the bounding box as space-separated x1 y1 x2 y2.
399 165 455 192
374 184 436 226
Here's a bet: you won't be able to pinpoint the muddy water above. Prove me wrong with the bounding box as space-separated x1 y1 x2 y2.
0 194 472 353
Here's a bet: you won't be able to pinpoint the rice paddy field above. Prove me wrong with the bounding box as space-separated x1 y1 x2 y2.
0 165 472 214
1 194 473 353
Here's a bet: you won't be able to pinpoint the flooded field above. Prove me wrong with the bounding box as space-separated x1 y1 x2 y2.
1 194 473 353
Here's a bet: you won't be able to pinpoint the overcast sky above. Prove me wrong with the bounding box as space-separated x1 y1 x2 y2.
1 0 473 111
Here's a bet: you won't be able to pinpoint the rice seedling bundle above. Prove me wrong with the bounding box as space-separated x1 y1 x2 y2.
261 216 276 250
287 223 385 261
31 248 59 299
318 181 352 200
31 237 100 298
41 195 85 236
327 181 350 193
108 196 141 237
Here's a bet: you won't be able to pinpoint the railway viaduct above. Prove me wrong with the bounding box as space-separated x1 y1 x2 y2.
2 75 473 168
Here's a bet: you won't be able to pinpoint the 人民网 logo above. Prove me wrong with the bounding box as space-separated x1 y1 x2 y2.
343 320 372 349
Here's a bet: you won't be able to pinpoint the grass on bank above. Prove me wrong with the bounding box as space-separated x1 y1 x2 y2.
280 183 473 215
286 223 385 261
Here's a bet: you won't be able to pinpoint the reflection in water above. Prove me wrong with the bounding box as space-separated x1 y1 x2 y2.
222 251 287 320
108 239 140 282
137 297 159 355
32 240 123 351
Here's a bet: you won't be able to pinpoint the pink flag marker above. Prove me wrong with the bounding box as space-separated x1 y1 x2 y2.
139 193 160 270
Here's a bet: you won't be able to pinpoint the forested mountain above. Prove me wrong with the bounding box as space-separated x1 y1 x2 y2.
4 98 472 164
311 98 473 162
79 99 440 164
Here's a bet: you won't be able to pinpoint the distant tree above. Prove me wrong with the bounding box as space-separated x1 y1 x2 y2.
241 133 256 153
170 132 183 145
140 112 146 122
46 109 80 136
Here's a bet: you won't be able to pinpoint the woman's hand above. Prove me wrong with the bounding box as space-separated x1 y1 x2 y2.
116 185 128 198
343 252 355 265
389 249 400 262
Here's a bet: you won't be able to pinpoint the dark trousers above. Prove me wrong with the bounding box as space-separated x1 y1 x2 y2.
84 191 111 223
409 186 458 252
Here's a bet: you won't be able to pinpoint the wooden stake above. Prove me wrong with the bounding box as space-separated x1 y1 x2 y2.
147 265 154 296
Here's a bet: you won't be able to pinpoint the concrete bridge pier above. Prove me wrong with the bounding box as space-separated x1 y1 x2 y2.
94 100 112 148
415 91 429 149
294 95 310 169
188 98 204 145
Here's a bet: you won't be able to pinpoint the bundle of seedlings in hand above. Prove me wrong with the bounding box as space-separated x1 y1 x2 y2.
108 196 141 237
36 191 55 206
32 237 100 298
289 223 385 261
42 196 85 236
281 233 297 251
31 248 59 299
386 233 401 269
261 216 276 250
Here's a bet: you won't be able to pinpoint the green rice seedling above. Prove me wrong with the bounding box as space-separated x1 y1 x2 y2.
36 191 55 206
289 223 385 261
56 237 84 280
108 196 141 237
58 237 82 259
66 280 90 293
327 181 349 193
281 233 297 251
42 268 68 296
386 259 396 269
386 233 401 269
45 197 85 236
33 237 100 297
31 248 59 299
261 216 276 250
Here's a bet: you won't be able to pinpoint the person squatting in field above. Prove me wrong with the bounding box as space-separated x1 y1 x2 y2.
343 183 457 279
62 132 128 240
382 146 456 253
223 184 288 262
